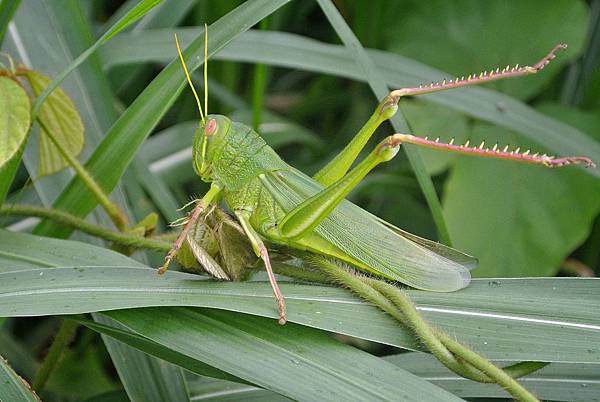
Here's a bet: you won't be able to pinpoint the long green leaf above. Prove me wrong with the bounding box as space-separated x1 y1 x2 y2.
96 308 461 401
34 0 293 238
101 29 600 179
1 229 599 364
187 355 600 402
0 355 40 402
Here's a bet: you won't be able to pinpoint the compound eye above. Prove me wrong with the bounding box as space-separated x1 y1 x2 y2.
205 118 217 136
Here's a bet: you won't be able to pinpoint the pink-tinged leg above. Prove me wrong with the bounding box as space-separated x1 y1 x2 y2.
158 201 205 274
381 134 596 168
235 210 287 324
390 44 567 98
259 245 287 325
159 183 222 274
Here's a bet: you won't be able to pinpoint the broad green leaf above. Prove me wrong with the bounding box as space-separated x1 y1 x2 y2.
22 70 84 176
387 0 587 100
101 308 461 401
0 355 40 402
100 29 600 179
387 352 600 402
1 230 599 364
34 0 293 238
0 76 30 169
443 110 600 277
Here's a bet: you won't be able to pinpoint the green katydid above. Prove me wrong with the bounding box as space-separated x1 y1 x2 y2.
159 29 595 325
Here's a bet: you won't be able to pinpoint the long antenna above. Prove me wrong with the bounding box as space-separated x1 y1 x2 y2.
174 33 205 123
204 23 208 117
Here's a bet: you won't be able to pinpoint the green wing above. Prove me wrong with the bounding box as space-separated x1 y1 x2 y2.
261 168 476 292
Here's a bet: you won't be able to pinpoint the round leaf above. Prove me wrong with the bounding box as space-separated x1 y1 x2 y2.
22 70 84 176
0 76 30 169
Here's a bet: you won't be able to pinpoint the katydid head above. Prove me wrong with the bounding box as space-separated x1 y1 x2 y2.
175 25 229 181
192 114 232 180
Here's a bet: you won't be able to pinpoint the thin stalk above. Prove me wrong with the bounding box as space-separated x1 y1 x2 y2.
251 18 269 131
0 204 169 252
37 118 128 231
32 319 78 392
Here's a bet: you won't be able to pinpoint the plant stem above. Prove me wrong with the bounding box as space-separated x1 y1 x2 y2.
37 118 128 231
0 204 169 252
303 254 542 402
373 280 544 401
32 319 78 392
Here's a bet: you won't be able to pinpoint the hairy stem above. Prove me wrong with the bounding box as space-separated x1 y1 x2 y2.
32 319 78 392
1 204 169 252
373 280 545 401
303 254 543 402
37 118 128 231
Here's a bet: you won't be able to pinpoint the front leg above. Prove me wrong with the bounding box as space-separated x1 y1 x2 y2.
158 182 222 274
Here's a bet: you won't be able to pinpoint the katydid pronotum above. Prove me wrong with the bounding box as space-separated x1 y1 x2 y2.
159 30 595 325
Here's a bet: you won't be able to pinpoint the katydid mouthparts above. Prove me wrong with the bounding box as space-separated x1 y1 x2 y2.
159 30 595 325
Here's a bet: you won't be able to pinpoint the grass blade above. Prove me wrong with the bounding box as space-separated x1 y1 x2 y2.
92 314 190 402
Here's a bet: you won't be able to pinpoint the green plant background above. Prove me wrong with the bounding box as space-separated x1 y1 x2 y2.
1 0 599 401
